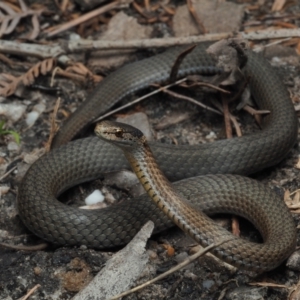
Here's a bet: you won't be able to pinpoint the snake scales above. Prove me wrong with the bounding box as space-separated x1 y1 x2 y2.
18 44 298 272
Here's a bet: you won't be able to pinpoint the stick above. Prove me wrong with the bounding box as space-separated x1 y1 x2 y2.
93 78 187 122
46 0 133 37
0 28 299 59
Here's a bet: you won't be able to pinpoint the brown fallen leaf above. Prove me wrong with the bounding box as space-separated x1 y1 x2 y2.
271 0 287 11
0 0 44 39
295 157 300 169
0 58 56 97
284 189 300 213
162 244 175 257
249 281 289 289
0 73 19 97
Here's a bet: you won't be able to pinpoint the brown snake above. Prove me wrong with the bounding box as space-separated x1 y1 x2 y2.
18 44 298 272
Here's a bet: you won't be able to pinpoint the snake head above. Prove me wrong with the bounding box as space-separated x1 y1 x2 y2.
95 120 146 149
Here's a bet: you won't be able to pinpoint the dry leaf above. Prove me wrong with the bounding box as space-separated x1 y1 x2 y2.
295 157 300 169
271 0 287 11
162 244 175 257
0 73 19 97
285 189 300 212
21 58 56 86
249 281 288 289
0 58 56 97
66 62 100 79
296 41 300 56
0 0 44 39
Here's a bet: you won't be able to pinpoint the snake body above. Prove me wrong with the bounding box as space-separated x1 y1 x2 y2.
95 120 296 272
18 44 298 272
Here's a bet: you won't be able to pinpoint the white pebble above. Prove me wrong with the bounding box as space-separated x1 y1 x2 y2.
205 131 217 139
25 111 39 127
0 103 26 123
69 33 81 40
85 189 105 205
0 186 10 195
25 102 46 127
33 102 46 114
7 141 19 152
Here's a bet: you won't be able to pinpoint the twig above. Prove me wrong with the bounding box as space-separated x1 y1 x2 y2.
229 116 242 137
222 95 232 139
18 284 41 300
0 53 14 67
222 94 240 236
209 98 241 134
1 29 300 59
0 242 48 251
0 165 17 182
254 37 292 52
272 0 287 11
242 105 270 128
169 45 196 83
186 0 206 33
46 0 133 37
110 238 233 300
93 78 187 122
157 87 223 116
45 97 61 151
249 282 289 289
66 28 300 52
181 80 230 93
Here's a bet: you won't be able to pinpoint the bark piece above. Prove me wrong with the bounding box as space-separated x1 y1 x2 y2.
73 221 154 300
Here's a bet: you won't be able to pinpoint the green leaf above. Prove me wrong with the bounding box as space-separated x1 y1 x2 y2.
0 130 21 144
0 120 5 131
0 120 20 144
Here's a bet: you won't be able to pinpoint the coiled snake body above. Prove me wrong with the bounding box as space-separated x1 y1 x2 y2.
18 44 298 272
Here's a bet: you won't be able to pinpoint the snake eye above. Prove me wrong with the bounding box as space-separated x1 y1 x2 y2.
115 129 123 138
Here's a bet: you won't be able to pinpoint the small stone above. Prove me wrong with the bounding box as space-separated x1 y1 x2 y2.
0 103 26 123
34 267 42 275
286 250 300 271
184 270 198 280
25 102 46 127
163 244 175 257
85 189 105 205
202 279 215 290
205 131 217 139
174 252 194 270
147 250 158 260
227 287 267 300
0 229 9 239
101 187 116 204
189 245 201 255
7 141 20 152
0 186 10 195
26 111 39 127
174 252 188 263
104 170 139 191
79 245 88 250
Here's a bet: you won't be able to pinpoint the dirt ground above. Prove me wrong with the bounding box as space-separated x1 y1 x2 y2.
0 0 300 299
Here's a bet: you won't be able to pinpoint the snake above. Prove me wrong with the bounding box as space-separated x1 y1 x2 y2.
17 43 298 272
